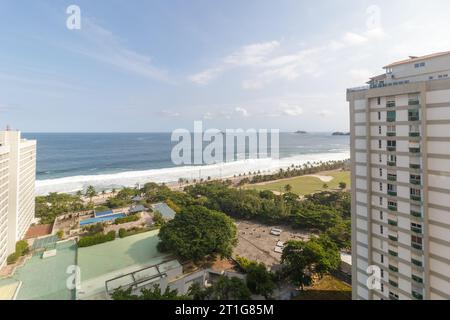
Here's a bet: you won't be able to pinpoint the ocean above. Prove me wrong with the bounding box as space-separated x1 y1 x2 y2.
22 132 350 195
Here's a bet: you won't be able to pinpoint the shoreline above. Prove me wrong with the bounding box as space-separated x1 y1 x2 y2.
35 152 350 196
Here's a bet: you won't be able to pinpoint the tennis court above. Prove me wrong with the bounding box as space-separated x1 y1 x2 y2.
152 202 176 220
31 235 59 251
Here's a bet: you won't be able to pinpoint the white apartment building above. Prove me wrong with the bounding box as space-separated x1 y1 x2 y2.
347 51 450 300
0 130 36 268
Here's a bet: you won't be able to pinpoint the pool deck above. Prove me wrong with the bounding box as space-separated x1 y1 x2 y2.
77 229 172 299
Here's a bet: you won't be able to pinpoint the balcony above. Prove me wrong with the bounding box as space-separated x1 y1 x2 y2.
388 235 398 242
388 219 398 226
389 265 399 272
387 175 397 182
409 147 421 154
410 178 421 185
411 210 422 218
412 291 423 300
388 250 398 257
387 132 396 137
412 242 423 250
388 205 398 212
389 293 399 300
409 132 420 137
386 101 396 108
411 258 423 267
412 275 423 284
387 117 396 122
389 280 399 287
408 100 420 106
388 190 397 196
387 161 397 167
387 146 396 152
411 225 422 234
410 163 421 169
411 195 422 202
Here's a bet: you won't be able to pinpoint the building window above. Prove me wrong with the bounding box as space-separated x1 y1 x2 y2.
379 154 382 163
379 197 383 205
378 112 381 120
379 126 382 134
377 97 381 105
415 62 426 68
379 140 382 148
379 168 383 177
379 182 383 191
380 211 383 220
380 225 383 234
381 254 384 263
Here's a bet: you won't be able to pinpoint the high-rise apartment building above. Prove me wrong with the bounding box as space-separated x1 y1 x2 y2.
0 130 36 268
347 51 450 300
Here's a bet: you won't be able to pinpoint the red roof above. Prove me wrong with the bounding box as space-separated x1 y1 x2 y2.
25 224 52 239
384 51 450 68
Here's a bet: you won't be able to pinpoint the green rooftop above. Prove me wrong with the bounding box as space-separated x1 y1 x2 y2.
77 229 172 299
0 240 77 300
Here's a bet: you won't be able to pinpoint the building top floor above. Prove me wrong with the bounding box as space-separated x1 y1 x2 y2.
348 51 450 92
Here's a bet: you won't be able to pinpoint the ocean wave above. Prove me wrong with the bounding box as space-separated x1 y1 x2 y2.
35 152 350 195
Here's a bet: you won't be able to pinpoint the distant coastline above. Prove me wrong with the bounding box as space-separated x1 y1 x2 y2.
331 132 350 136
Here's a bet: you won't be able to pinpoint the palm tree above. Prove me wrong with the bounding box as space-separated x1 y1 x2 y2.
85 185 97 201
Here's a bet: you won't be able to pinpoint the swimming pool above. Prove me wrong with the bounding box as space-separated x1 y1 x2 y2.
80 213 126 226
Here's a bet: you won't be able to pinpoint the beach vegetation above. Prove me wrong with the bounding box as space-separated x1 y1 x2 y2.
35 192 85 224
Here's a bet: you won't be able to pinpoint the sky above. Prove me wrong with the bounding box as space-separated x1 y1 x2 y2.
1 0 450 132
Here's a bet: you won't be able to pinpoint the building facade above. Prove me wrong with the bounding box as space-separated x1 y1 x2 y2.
0 130 36 268
347 51 450 300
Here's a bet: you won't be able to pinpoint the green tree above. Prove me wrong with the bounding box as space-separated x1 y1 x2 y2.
284 184 292 192
339 182 347 190
85 185 97 200
158 205 237 262
281 236 340 290
204 276 252 300
112 285 188 300
245 261 275 299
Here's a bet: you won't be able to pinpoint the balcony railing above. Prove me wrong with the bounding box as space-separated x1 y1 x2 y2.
389 280 399 287
411 195 422 202
410 178 421 185
387 132 396 137
412 275 423 284
411 226 422 234
387 146 396 152
386 101 396 108
388 219 398 226
387 161 397 167
412 291 423 300
387 117 396 122
387 175 397 182
410 163 421 169
409 147 421 153
388 250 398 257
411 258 423 267
412 242 423 250
388 235 398 242
388 190 397 196
388 205 398 212
409 132 420 137
389 265 399 272
408 100 420 106
389 293 399 300
411 210 422 218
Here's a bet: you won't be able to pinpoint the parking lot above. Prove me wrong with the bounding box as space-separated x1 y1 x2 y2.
233 219 312 269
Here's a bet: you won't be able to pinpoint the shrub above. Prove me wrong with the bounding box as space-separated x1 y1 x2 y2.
118 228 127 238
78 231 116 247
114 214 139 225
57 230 64 239
339 182 347 189
6 240 29 265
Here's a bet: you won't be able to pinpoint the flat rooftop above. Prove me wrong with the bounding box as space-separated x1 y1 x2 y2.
77 230 172 299
0 240 77 300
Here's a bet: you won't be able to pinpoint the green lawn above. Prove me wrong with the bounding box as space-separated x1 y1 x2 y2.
293 275 352 300
246 171 350 196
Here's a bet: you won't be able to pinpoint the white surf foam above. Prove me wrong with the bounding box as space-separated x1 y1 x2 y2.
35 152 350 195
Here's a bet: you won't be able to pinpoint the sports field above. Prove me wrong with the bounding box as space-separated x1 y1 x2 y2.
245 171 350 196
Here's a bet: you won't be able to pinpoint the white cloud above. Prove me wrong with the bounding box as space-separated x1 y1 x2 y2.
189 67 224 85
316 109 334 117
68 19 171 83
234 107 250 117
281 105 303 117
159 110 181 117
343 32 368 46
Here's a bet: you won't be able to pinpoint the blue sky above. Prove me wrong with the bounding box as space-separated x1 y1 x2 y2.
1 0 450 132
